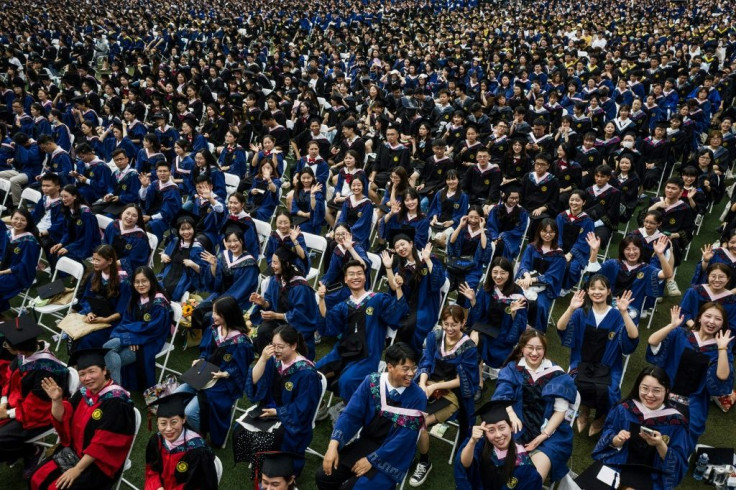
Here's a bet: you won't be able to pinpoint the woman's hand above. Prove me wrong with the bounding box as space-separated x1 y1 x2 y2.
259 408 277 418
41 377 64 402
669 305 684 327
568 290 586 310
701 243 714 263
421 243 433 262
311 183 323 195
612 429 631 448
509 297 527 313
200 251 217 265
507 409 523 433
615 290 633 314
160 253 171 264
524 433 547 452
289 226 301 242
50 243 63 254
639 429 666 449
470 422 488 443
249 292 265 306
381 250 394 269
260 344 275 361
458 282 476 303
585 232 600 251
389 200 401 215
55 466 82 489
715 330 734 350
211 371 230 380
652 236 669 256
85 312 97 323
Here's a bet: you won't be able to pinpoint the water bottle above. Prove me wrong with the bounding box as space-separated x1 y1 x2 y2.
694 453 709 481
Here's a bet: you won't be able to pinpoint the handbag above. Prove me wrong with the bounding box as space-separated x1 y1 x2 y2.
58 313 111 340
53 447 80 472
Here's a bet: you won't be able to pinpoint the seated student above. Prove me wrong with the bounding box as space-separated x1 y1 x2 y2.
176 296 255 448
693 232 736 289
192 175 226 249
587 366 690 490
92 148 141 216
71 245 132 351
461 257 527 371
628 210 673 267
415 139 455 210
29 173 64 268
454 400 543 490
249 134 285 182
218 129 248 179
427 169 468 249
135 133 166 176
289 167 325 235
290 140 329 190
102 203 151 274
640 122 671 190
239 325 322 474
250 248 320 358
70 143 112 206
315 260 408 416
265 211 310 276
515 218 566 331
145 393 219 490
326 149 367 228
647 177 694 270
487 189 528 262
383 188 430 250
647 304 733 448
248 159 282 222
138 159 182 242
257 452 301 490
103 266 171 390
172 139 195 196
29 348 136 490
492 329 578 484
222 191 261 258
680 263 736 335
334 177 373 250
463 147 501 207
318 223 371 310
385 229 446 353
556 190 595 292
583 164 620 250
1 133 42 207
0 209 41 313
611 154 640 222
557 275 639 437
586 233 673 323
37 135 74 186
551 143 583 210
409 306 479 487
448 206 490 307
520 152 560 239
680 165 708 216
188 149 227 205
316 343 427 490
190 229 259 330
49 185 101 265
0 319 69 471
158 214 207 301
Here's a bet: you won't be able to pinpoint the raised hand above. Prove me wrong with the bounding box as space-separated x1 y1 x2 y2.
289 226 301 241
421 243 433 262
585 232 600 251
568 290 586 309
381 250 394 269
715 330 734 351
669 305 684 326
509 297 527 313
458 282 476 302
615 290 634 313
653 236 669 255
41 377 64 401
701 243 714 263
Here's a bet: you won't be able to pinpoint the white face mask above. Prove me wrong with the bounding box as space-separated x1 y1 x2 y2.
622 140 634 149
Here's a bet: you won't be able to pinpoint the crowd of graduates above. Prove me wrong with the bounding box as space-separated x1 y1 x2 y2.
1 0 736 488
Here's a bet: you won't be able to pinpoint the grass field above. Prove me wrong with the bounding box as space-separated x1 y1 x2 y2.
1 189 734 490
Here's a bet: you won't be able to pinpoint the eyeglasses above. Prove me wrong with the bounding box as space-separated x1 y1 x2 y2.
271 343 287 351
639 385 664 396
134 280 150 286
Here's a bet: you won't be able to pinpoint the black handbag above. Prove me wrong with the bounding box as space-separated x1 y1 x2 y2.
53 447 80 472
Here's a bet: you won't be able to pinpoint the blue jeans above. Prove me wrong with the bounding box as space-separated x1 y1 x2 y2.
174 383 201 431
102 337 137 384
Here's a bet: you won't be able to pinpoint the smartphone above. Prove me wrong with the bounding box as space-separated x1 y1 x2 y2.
640 426 656 436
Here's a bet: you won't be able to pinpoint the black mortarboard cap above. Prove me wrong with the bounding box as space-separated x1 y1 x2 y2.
574 460 665 490
152 112 166 120
0 314 44 348
37 278 66 300
388 226 416 247
258 451 303 479
147 392 195 418
474 400 513 424
68 348 110 370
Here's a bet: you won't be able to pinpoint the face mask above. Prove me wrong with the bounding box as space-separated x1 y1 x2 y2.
622 141 634 149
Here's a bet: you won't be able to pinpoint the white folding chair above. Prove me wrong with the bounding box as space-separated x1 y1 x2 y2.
438 278 451 312
18 187 42 212
303 232 328 286
305 372 330 459
0 178 11 215
214 456 223 483
252 218 272 259
114 407 142 490
33 257 86 350
156 302 183 382
366 252 382 288
97 213 114 232
27 367 80 449
147 232 159 267
12 248 44 315
224 172 240 196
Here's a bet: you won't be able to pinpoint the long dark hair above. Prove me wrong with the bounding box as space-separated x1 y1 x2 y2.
129 266 168 313
625 365 671 403
398 187 424 221
618 236 645 263
480 418 518 485
119 203 146 229
91 244 121 298
60 184 86 216
532 218 558 248
11 208 39 240
693 301 728 335
483 257 516 296
584 274 612 312
213 295 249 334
273 324 308 357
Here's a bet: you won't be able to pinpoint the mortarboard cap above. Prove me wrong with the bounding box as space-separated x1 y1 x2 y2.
152 112 166 120
37 278 66 300
574 460 665 490
0 314 44 348
68 348 110 370
258 451 303 479
147 392 195 418
180 359 220 390
388 227 416 247
474 400 513 424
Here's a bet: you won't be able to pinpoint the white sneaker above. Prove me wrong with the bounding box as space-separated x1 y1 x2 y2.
665 279 681 296
559 288 571 297
409 461 432 487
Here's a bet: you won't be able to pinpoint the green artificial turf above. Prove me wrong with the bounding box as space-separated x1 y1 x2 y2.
1 191 733 490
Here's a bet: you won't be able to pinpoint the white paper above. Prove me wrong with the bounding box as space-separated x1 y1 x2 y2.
596 465 620 486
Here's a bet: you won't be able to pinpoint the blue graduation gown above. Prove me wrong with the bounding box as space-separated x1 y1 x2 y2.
173 155 195 195
245 356 321 473
679 285 736 337
59 206 101 263
292 157 330 188
290 189 325 235
75 271 132 350
157 238 207 302
384 214 429 250
31 196 65 242
319 243 372 310
221 213 261 258
468 286 528 368
493 361 578 482
391 256 446 353
203 250 259 310
115 293 172 391
76 159 112 204
143 181 183 241
197 326 255 447
317 292 408 400
454 439 543 490
193 194 226 249
47 149 74 186
593 260 663 323
330 372 426 486
188 168 226 201
487 204 528 261
0 230 40 311
218 145 248 179
691 247 736 287
248 177 282 222
556 211 595 290
448 226 491 308
109 166 141 207
558 307 638 414
103 222 150 275
337 196 373 250
264 231 310 276
516 245 566 332
646 327 733 443
417 328 479 432
592 400 690 490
